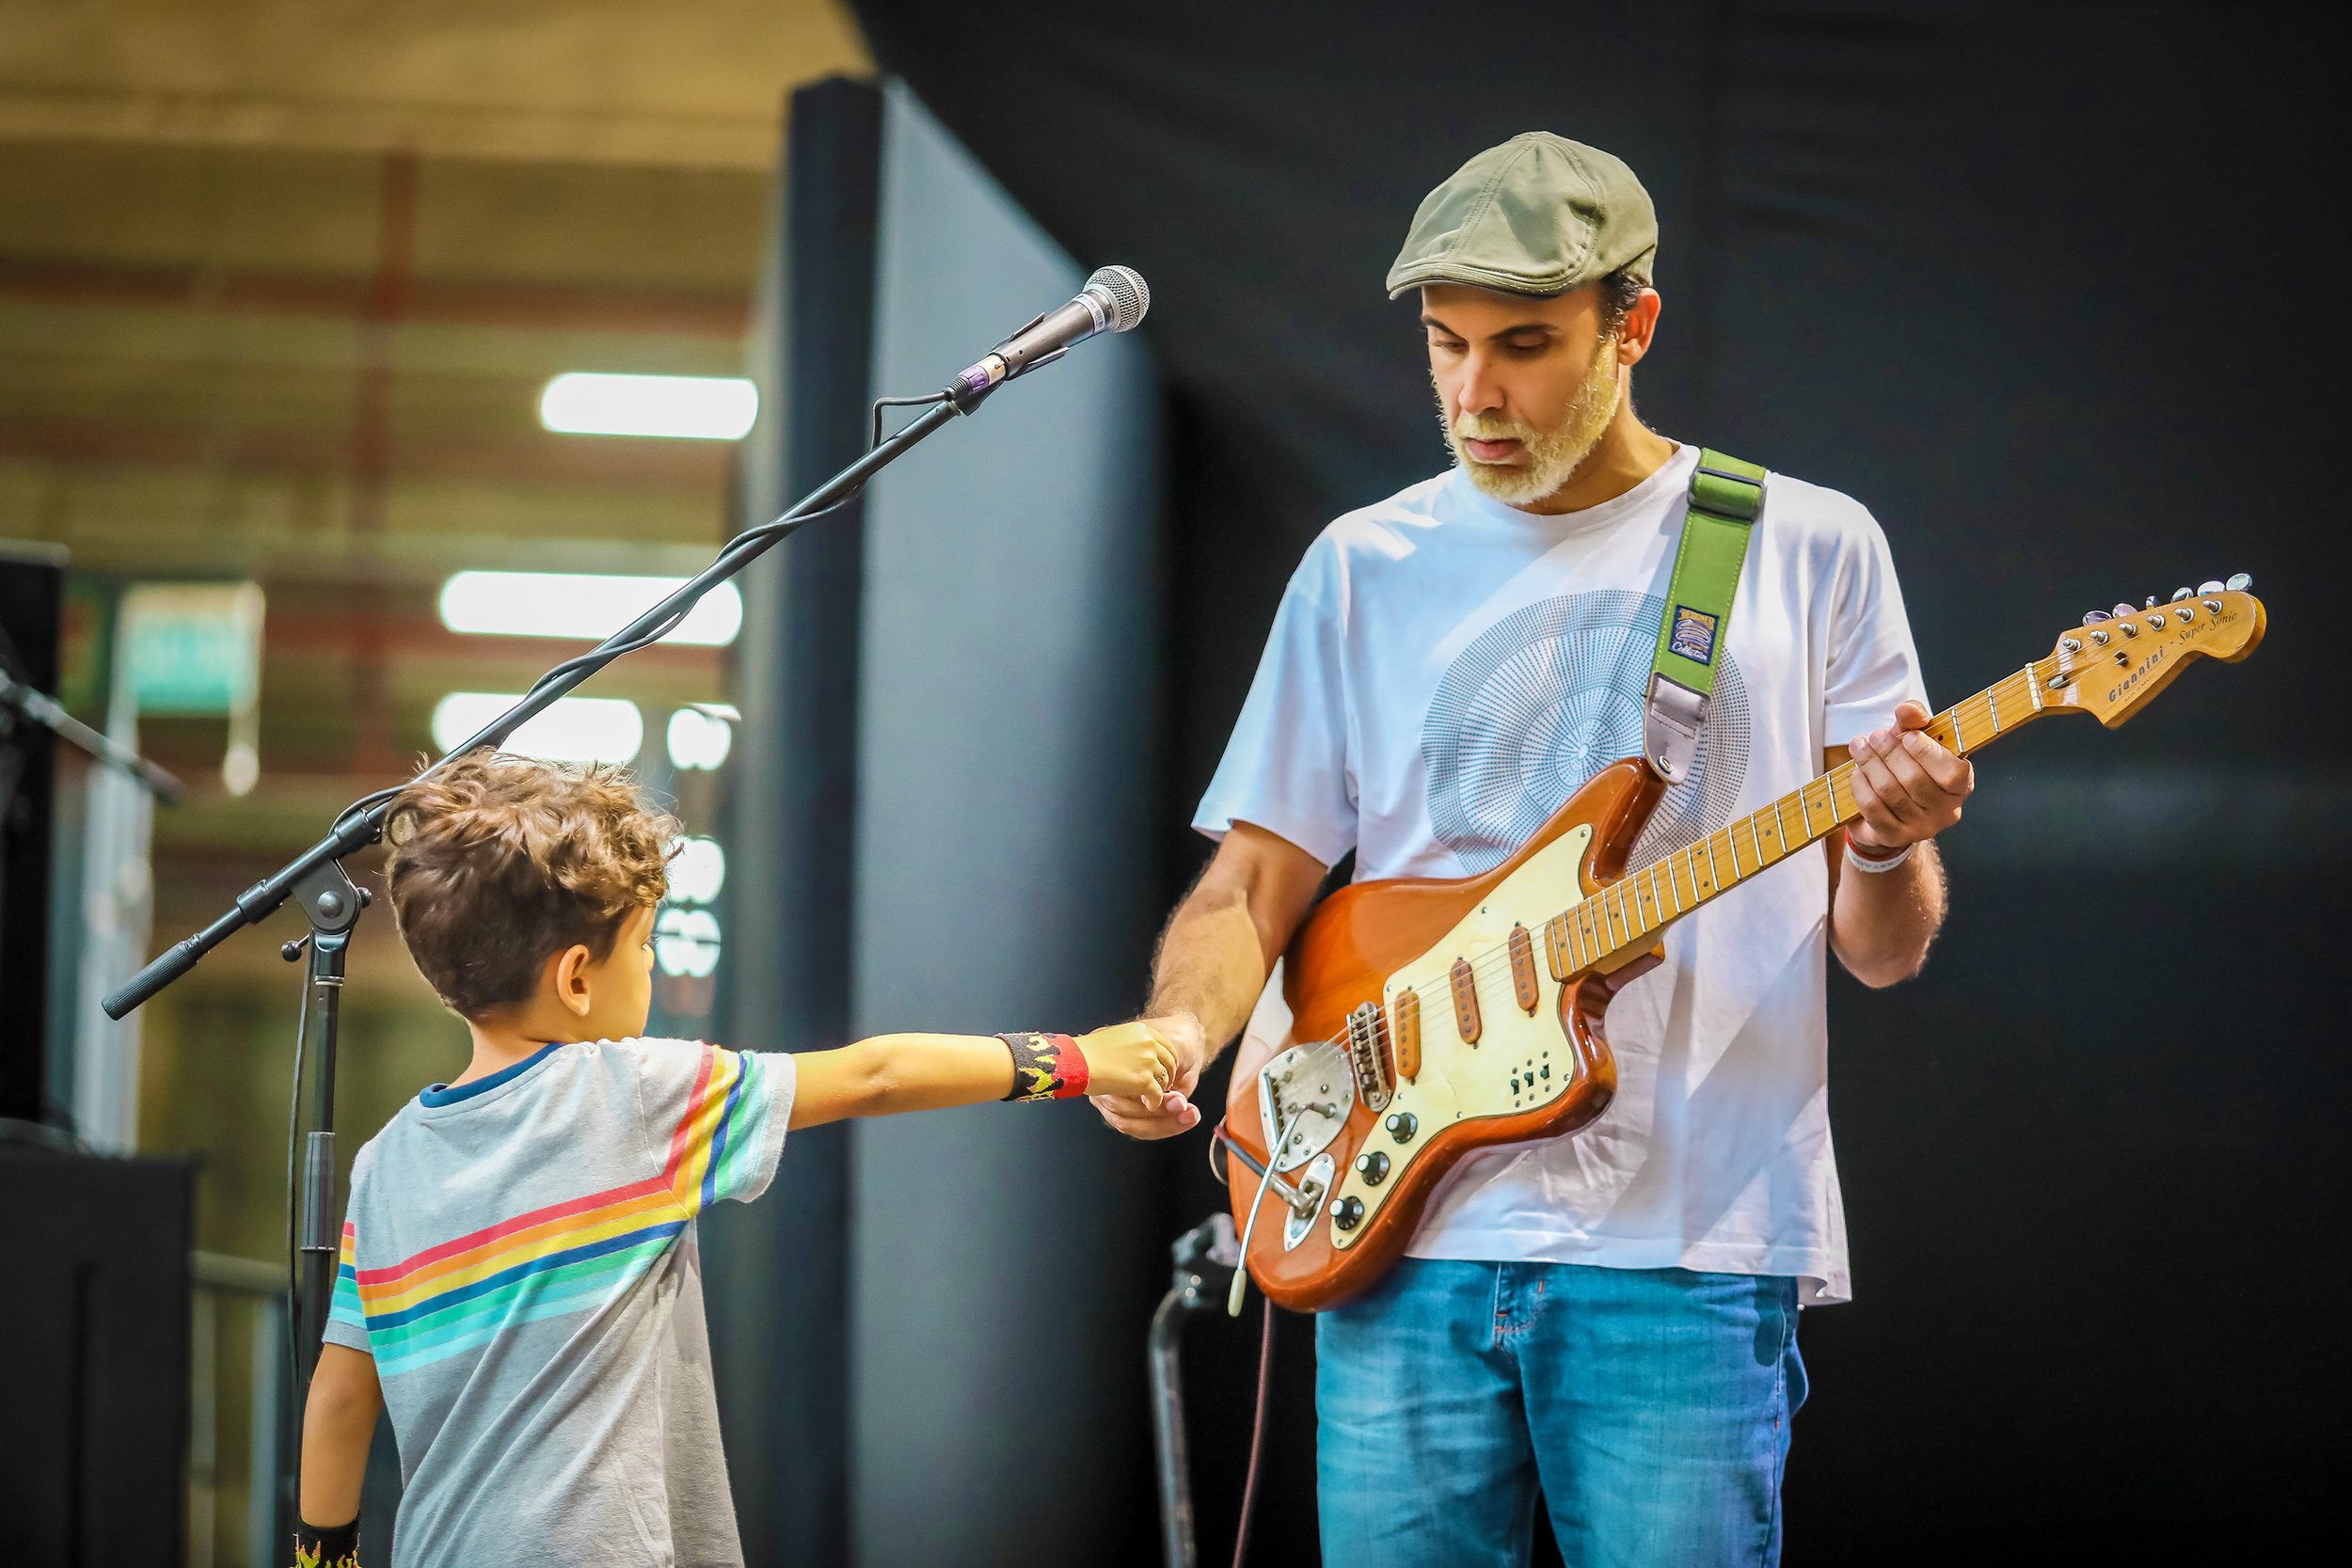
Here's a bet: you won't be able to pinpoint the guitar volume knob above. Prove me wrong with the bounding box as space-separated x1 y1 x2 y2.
1355 1150 1391 1186
1385 1111 1418 1144
1329 1196 1365 1231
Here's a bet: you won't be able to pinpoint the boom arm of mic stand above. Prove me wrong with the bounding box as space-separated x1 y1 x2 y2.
0 671 185 802
103 395 965 1021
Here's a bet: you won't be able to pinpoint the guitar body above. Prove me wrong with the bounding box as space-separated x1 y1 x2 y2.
1223 758 1666 1312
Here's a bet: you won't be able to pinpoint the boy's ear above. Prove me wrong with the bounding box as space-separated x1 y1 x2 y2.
550 943 596 1017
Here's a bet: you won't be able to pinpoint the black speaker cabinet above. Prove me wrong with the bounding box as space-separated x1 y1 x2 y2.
0 1145 195 1566
0 541 67 1124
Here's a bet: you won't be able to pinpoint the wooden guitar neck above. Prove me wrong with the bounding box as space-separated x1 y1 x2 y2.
1539 662 2051 980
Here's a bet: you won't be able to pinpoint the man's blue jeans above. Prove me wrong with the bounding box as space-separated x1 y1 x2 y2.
1316 1259 1806 1567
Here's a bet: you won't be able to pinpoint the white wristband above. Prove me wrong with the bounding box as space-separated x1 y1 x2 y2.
1844 836 1915 874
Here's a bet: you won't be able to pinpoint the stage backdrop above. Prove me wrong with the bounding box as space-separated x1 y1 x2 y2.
850 3 2348 1562
709 78 1166 1568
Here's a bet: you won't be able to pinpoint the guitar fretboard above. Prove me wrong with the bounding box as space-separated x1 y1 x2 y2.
1537 660 2054 978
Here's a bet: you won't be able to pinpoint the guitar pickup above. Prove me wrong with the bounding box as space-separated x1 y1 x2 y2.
1450 958 1482 1044
1508 924 1539 1012
1390 988 1421 1083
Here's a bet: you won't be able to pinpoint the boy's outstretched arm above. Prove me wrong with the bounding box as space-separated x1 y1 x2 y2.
789 1022 1179 1129
294 1342 381 1564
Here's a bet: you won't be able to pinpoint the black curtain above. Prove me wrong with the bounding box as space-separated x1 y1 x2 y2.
851 3 2347 1560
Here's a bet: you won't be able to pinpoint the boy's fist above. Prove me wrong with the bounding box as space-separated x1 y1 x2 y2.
1075 1020 1183 1101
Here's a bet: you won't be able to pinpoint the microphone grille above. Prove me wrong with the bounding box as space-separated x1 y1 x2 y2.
1085 265 1150 332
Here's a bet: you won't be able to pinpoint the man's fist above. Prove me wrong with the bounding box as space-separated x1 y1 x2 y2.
1091 1012 1204 1139
1073 1020 1183 1101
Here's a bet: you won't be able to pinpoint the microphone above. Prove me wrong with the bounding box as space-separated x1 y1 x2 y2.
950 265 1150 405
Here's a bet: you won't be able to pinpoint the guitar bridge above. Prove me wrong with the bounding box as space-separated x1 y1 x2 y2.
1259 1046 1353 1172
1345 1002 1394 1114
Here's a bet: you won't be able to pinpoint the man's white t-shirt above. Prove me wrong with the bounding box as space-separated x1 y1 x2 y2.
1195 443 1926 1305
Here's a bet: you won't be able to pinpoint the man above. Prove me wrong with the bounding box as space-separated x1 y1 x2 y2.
1098 133 1973 1567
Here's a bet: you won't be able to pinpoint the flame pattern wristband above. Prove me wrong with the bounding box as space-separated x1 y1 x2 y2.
294 1518 360 1568
999 1031 1089 1101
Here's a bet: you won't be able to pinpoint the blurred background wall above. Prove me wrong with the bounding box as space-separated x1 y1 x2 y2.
849 83 1160 1565
0 4 867 1561
698 77 1166 1568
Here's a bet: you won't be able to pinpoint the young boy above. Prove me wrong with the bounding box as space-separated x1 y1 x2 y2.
294 752 1177 1567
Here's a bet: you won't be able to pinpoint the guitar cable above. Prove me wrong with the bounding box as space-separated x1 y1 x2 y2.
1232 1295 1276 1568
1218 1106 1304 1568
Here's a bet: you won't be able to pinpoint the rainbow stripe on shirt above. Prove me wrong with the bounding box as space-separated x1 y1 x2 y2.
666 1039 773 1211
329 1044 774 1376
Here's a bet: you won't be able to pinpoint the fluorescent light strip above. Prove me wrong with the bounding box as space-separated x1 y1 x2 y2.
667 836 726 905
438 572 742 647
666 706 734 770
539 372 757 440
431 693 644 765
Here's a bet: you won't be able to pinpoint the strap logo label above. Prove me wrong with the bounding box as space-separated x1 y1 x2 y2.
1668 605 1719 665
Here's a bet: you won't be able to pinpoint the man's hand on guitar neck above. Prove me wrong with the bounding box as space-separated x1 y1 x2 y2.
1844 698 1973 852
1830 697 1973 987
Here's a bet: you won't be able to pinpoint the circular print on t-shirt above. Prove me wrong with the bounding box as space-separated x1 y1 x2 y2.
1421 589 1751 874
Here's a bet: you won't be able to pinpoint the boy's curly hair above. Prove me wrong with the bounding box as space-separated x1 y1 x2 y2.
383 752 678 1020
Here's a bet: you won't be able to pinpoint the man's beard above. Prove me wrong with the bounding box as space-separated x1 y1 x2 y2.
1439 338 1621 507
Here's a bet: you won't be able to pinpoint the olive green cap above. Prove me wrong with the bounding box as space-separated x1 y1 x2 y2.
1386 132 1658 300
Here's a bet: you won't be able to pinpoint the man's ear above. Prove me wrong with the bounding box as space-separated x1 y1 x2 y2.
549 943 596 1018
1616 288 1662 366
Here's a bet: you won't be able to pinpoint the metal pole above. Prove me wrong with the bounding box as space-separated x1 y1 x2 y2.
1150 1214 1241 1568
250 1291 283 1568
294 908 352 1396
190 1286 217 1568
1150 1288 1200 1568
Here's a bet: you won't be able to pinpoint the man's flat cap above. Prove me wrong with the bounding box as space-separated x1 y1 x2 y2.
1386 132 1658 299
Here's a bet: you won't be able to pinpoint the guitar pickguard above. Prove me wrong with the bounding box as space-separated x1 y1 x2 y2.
1324 822 1597 1248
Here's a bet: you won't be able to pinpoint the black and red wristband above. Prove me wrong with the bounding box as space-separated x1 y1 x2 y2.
998 1031 1089 1101
294 1517 360 1568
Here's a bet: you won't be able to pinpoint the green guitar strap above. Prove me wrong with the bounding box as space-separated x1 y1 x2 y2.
1644 449 1766 784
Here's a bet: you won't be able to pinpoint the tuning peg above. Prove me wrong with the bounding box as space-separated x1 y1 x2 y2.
2225 572 2251 592
2083 609 2113 624
2171 587 2192 601
2112 603 2136 618
2199 579 2223 594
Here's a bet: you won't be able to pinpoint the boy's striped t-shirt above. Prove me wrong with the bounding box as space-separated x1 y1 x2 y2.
325 1037 792 1568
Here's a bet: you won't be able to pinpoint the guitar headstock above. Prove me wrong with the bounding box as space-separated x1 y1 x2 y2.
2044 576 2265 726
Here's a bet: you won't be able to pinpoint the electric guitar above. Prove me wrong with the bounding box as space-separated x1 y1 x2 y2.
1219 579 2266 1311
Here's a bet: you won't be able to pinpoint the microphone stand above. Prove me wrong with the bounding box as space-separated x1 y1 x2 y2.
0 663 183 1134
0 667 189 805
101 356 1027 1425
